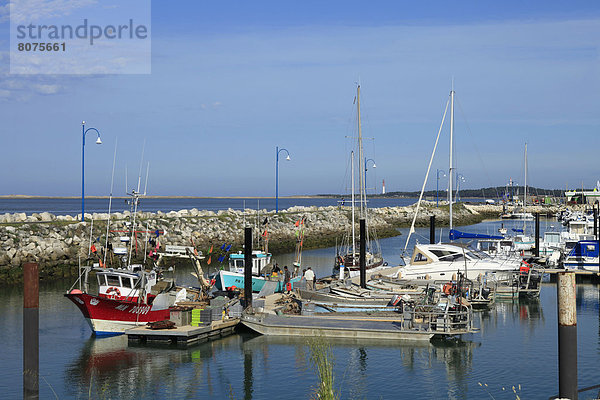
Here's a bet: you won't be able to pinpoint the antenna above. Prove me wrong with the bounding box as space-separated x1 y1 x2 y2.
104 138 118 266
125 165 128 194
136 140 146 194
143 162 150 196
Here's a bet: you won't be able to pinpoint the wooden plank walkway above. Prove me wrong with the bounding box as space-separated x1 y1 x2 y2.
126 318 239 348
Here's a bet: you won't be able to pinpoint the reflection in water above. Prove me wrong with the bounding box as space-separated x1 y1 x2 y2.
477 296 545 337
241 334 478 399
244 349 253 400
64 329 482 399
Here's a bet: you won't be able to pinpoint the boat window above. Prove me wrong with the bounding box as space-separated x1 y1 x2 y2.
430 250 463 261
430 250 451 258
97 275 107 286
121 278 133 288
236 260 244 268
413 252 428 262
586 244 595 252
437 252 465 262
106 275 121 286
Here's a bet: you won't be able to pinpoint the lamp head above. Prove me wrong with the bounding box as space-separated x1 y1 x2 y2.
286 155 291 161
82 120 85 125
372 163 376 168
95 137 102 145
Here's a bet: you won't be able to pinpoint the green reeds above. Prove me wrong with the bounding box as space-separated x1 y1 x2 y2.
308 337 339 400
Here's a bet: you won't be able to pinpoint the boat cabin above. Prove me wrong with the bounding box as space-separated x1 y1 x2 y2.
95 268 157 302
228 251 272 276
411 244 490 266
566 240 599 261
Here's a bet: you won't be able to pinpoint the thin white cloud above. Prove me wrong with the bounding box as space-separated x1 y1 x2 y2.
9 0 97 24
32 83 60 94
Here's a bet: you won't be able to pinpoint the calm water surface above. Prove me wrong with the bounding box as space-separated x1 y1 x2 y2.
1 220 598 399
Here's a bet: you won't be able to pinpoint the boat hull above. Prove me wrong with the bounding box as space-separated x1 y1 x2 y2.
65 293 171 335
213 270 299 293
241 313 435 341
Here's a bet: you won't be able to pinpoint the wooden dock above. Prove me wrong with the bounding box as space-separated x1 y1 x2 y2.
126 318 240 348
544 269 600 283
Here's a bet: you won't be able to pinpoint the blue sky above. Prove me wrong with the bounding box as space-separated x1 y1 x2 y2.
1 1 599 196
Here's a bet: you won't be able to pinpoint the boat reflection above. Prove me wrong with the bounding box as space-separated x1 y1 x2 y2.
240 334 478 399
65 334 244 399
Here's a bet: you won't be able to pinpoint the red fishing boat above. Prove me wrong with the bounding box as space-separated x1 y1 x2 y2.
65 265 178 336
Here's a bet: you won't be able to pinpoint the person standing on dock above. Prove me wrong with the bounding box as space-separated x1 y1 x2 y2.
283 266 291 293
305 267 315 291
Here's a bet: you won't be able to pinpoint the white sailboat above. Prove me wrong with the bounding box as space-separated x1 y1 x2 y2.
334 85 384 276
398 84 519 281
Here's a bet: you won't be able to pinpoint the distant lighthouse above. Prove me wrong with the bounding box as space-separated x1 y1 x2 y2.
382 179 386 195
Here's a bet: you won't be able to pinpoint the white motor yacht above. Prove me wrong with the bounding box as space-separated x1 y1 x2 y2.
398 243 518 281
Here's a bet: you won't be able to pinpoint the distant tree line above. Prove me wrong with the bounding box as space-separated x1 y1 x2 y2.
317 186 567 199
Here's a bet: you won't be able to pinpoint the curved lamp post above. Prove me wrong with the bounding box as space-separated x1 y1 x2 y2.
436 169 446 207
275 146 290 213
456 173 466 203
81 121 102 221
365 158 376 193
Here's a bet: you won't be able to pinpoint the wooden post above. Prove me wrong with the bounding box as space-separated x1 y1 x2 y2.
244 227 252 309
535 212 540 257
594 206 598 240
557 272 577 400
430 215 436 244
23 262 39 400
359 219 366 289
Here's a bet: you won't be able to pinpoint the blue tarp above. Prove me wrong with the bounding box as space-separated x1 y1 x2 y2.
449 229 504 240
512 228 524 233
567 240 599 258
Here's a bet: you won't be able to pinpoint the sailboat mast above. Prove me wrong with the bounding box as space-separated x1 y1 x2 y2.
351 151 356 262
449 86 455 231
357 85 365 220
524 143 528 231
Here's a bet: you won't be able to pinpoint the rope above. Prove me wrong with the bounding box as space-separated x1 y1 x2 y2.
404 97 450 251
455 97 500 199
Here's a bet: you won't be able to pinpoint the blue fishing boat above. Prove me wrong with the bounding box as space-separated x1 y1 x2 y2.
563 240 599 272
212 251 300 292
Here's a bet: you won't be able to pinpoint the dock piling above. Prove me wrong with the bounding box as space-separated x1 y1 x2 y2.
430 215 435 244
557 271 577 400
360 218 366 289
244 227 252 309
23 262 39 400
594 206 598 240
535 212 540 257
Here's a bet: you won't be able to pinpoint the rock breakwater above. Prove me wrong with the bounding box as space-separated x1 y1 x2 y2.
0 202 567 283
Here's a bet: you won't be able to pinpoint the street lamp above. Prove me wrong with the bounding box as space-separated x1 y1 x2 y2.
456 173 466 203
275 146 291 213
365 158 376 193
81 121 102 221
436 169 446 207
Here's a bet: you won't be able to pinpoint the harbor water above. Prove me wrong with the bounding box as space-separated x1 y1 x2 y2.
0 215 598 398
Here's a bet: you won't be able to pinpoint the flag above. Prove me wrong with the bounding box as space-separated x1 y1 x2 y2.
207 256 211 265
262 230 268 237
225 244 232 252
218 255 224 263
90 244 97 253
221 243 226 250
209 245 213 254
194 248 198 256
295 219 300 227
155 230 160 237
262 217 268 225
99 259 104 268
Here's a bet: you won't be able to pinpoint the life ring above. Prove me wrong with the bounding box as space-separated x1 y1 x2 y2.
106 287 121 299
443 283 453 295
